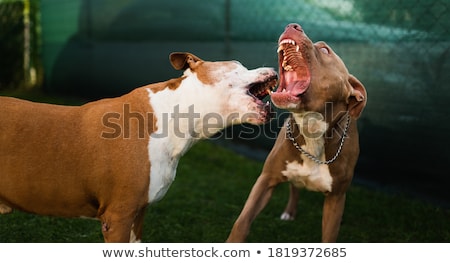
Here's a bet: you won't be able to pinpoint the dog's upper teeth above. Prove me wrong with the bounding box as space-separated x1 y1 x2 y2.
278 39 299 53
284 65 293 71
279 39 301 71
277 45 284 53
282 59 293 71
280 39 296 46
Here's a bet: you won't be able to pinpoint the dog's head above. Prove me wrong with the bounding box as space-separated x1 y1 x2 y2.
169 52 278 125
272 23 367 119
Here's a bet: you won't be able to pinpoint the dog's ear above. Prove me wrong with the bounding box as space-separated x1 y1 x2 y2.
347 75 367 119
169 52 203 71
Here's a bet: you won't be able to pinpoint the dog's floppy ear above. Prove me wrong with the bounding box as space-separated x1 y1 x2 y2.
347 75 367 119
169 52 203 71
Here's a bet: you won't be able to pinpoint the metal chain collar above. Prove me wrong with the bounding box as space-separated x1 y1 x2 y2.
286 113 350 165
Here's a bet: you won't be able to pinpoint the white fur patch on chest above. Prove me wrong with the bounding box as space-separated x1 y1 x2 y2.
146 88 182 204
145 79 217 204
147 136 179 204
282 160 332 193
282 112 333 193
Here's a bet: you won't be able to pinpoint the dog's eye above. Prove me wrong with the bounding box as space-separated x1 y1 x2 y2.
319 47 330 55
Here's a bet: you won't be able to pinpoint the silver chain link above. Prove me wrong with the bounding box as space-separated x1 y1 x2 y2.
286 113 350 165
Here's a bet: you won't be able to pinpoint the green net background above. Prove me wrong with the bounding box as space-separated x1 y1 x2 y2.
0 0 41 90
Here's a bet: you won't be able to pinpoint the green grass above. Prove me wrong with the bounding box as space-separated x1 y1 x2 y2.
1 91 449 242
0 141 449 243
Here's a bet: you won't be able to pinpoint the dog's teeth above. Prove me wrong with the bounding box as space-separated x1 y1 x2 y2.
280 39 296 46
282 61 293 71
284 39 295 45
296 45 300 52
277 45 283 53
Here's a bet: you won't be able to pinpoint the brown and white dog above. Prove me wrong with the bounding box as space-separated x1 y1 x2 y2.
226 23 367 242
0 52 277 242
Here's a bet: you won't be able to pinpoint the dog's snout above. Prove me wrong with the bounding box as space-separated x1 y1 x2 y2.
286 23 303 32
255 67 276 77
261 68 275 76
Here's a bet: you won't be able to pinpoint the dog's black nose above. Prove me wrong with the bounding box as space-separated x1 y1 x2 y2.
286 23 303 32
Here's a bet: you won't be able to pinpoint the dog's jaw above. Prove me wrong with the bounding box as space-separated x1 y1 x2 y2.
244 72 278 124
220 65 277 126
270 22 318 111
271 35 311 110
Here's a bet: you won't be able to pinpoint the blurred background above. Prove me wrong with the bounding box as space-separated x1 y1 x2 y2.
1 0 449 206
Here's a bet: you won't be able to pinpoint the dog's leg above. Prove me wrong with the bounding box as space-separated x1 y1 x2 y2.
100 210 136 243
321 192 346 242
130 207 147 243
226 174 282 242
280 183 299 220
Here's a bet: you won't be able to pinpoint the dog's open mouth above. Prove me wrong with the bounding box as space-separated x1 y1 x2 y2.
247 75 278 102
245 74 278 123
271 38 311 108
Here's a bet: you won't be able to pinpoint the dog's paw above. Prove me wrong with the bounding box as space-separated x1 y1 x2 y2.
280 212 295 221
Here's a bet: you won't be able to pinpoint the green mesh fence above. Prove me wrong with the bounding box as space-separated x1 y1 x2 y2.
0 0 42 90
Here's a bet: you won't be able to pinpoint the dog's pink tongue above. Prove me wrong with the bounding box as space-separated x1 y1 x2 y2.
285 71 310 96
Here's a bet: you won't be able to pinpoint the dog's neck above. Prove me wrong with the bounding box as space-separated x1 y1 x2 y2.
290 110 349 160
146 76 230 158
291 112 327 158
